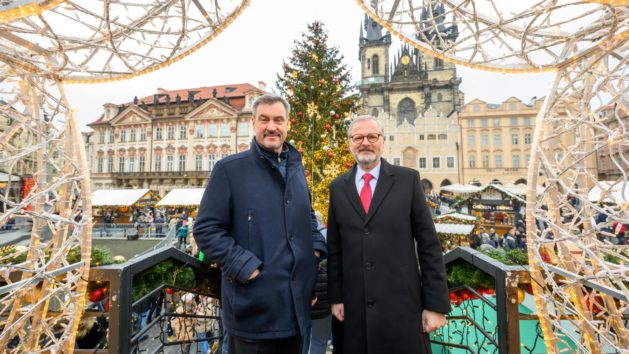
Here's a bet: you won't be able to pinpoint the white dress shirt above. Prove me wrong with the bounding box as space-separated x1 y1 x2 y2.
355 162 381 195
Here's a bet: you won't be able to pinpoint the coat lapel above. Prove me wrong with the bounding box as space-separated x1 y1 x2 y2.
364 160 395 225
342 166 366 221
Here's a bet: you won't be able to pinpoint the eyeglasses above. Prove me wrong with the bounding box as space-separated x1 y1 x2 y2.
350 133 382 144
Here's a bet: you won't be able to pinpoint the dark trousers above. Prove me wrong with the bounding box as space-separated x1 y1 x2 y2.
229 334 302 354
331 317 343 354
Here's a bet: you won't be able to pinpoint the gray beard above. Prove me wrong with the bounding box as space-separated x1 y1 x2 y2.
356 153 378 166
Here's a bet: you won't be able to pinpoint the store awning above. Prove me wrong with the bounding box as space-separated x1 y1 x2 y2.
588 181 629 204
435 213 478 221
0 172 20 182
435 223 475 236
156 188 205 207
92 188 151 207
440 184 483 194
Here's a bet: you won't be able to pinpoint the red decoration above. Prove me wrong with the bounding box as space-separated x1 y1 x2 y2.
290 118 296 124
484 289 495 295
334 114 340 119
88 288 104 302
165 288 175 295
297 111 303 117
345 163 353 169
327 152 334 158
525 284 534 295
325 124 331 130
104 300 110 312
462 291 470 301
449 292 457 301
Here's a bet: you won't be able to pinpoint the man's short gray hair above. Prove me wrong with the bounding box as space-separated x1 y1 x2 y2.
347 115 384 138
252 94 291 118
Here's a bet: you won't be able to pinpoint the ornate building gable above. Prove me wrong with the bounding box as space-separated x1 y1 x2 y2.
109 105 152 126
184 98 237 121
390 45 426 83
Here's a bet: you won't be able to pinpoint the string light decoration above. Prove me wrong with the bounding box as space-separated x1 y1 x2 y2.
357 1 628 352
355 0 626 73
0 0 251 83
0 73 93 352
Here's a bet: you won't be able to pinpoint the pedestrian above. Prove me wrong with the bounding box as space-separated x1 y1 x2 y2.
170 293 196 353
193 94 326 354
489 228 500 248
327 115 450 354
502 228 517 251
176 223 189 250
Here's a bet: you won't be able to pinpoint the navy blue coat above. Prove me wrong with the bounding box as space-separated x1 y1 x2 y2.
193 140 326 340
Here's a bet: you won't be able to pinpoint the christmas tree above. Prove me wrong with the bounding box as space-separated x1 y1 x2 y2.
276 21 360 220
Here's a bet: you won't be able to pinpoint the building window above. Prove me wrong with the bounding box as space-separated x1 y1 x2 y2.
493 119 500 127
525 154 530 164
372 54 379 75
493 133 501 146
509 103 517 110
481 119 488 128
469 156 476 168
432 157 440 169
523 117 531 126
139 156 145 172
393 157 400 166
482 154 489 168
473 105 480 112
180 125 187 139
468 134 476 147
438 133 447 142
107 157 113 172
195 124 204 138
166 155 174 172
512 154 520 168
109 130 114 143
467 119 475 128
437 93 443 101
208 154 216 171
511 133 519 144
447 156 454 168
434 58 443 68
120 129 126 142
99 132 105 144
495 155 502 168
524 133 532 144
481 134 489 146
155 127 163 140
195 154 203 171
221 123 230 136
419 157 427 169
388 136 395 142
238 122 248 136
140 128 146 141
118 157 125 172
167 126 175 140
208 124 217 137
428 134 436 140
154 156 161 171
97 158 103 173
419 134 425 141
128 156 135 172
221 152 229 159
510 117 518 126
130 128 136 142
178 155 186 171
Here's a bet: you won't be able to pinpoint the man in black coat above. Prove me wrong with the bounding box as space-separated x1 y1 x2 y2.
194 94 326 354
327 115 450 354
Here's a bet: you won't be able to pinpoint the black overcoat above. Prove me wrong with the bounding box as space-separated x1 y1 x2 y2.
327 160 450 354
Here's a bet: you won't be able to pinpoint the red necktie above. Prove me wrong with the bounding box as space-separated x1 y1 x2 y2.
360 173 374 213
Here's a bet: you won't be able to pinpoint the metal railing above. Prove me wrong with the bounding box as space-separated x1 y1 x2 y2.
75 247 221 353
93 222 170 238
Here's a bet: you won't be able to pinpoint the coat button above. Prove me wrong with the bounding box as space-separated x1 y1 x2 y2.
365 262 372 270
367 300 375 308
364 229 369 236
285 199 290 205
289 235 294 241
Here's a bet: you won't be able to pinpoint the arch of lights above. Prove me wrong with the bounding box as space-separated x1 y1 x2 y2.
356 0 627 352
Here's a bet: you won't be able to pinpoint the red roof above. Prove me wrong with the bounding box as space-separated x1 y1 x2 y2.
137 83 262 105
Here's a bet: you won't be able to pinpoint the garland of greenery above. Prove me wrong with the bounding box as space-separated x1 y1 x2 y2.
447 248 529 290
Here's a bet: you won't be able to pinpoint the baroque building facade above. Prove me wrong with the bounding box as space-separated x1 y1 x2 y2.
87 83 265 195
357 5 464 193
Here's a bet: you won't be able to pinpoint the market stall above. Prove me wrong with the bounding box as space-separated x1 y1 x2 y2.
434 213 478 251
91 188 159 223
456 184 525 237
155 188 204 217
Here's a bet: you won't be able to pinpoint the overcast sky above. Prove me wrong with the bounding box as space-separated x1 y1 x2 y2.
65 0 556 131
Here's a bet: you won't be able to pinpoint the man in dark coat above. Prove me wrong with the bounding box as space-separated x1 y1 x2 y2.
193 94 326 354
327 115 450 354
